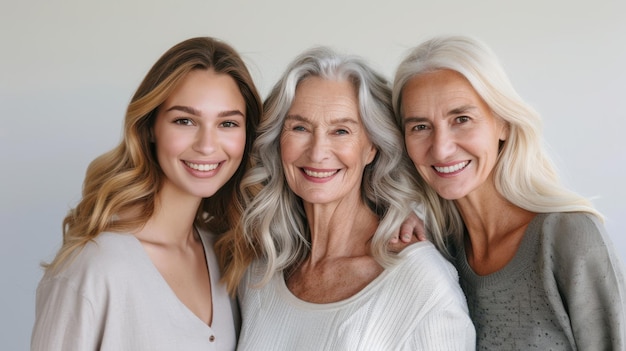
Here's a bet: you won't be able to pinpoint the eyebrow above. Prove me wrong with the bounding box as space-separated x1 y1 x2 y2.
285 114 359 125
166 105 244 118
448 105 478 116
403 104 478 125
403 116 428 126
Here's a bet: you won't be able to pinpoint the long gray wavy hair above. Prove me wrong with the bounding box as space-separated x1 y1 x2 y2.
242 46 426 285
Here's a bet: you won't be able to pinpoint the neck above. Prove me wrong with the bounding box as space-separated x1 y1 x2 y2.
304 197 379 263
455 180 532 237
135 183 202 247
455 179 536 274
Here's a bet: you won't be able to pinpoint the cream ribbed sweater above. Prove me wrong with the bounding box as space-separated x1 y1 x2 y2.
237 241 475 350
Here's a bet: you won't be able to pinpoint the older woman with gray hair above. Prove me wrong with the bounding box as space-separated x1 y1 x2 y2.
227 47 475 350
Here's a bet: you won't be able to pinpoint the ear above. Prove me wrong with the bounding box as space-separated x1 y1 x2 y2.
366 144 378 165
498 119 510 142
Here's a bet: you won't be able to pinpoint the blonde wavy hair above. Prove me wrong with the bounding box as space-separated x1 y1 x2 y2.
46 37 261 272
392 35 601 249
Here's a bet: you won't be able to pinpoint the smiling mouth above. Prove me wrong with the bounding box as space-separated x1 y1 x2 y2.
185 161 219 172
302 169 339 178
433 161 469 174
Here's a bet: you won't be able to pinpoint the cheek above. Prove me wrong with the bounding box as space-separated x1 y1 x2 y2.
280 149 299 191
404 137 424 164
155 131 186 158
279 139 303 187
279 136 299 164
465 132 498 160
222 131 247 159
280 149 299 183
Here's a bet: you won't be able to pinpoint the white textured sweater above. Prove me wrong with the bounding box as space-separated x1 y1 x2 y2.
237 241 476 350
31 229 239 351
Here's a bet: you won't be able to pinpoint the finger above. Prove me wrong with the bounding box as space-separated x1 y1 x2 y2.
415 228 427 241
411 215 427 241
414 221 427 241
399 223 413 243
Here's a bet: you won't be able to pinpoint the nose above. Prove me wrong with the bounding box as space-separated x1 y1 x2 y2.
430 128 455 161
193 126 217 154
308 132 330 163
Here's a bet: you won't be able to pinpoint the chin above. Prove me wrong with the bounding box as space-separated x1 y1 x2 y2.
434 188 465 201
187 187 221 199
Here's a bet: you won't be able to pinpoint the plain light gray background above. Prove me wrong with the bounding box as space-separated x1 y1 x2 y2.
2 0 625 349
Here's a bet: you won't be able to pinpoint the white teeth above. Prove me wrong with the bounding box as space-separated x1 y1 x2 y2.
185 161 219 171
303 169 337 178
434 161 469 174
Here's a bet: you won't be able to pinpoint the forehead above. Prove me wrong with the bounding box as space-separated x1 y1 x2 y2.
402 69 487 114
289 77 359 117
404 69 478 99
164 69 245 106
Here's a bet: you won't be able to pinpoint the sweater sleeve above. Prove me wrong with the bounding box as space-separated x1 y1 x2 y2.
31 276 100 351
412 296 476 350
407 245 476 350
548 213 626 350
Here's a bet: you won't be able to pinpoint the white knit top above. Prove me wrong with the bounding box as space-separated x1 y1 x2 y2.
237 241 475 350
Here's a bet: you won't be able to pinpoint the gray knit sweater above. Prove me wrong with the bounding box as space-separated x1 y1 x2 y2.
452 212 626 350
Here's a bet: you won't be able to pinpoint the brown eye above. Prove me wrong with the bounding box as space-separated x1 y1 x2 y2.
220 121 239 128
174 118 193 126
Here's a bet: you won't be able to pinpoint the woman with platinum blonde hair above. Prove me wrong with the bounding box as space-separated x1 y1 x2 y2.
393 35 626 350
229 47 475 350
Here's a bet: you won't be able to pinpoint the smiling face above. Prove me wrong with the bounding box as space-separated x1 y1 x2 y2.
152 69 246 201
280 77 377 206
401 69 508 201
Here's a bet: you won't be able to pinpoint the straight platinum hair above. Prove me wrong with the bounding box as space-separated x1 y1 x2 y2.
392 35 601 248
242 46 423 285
